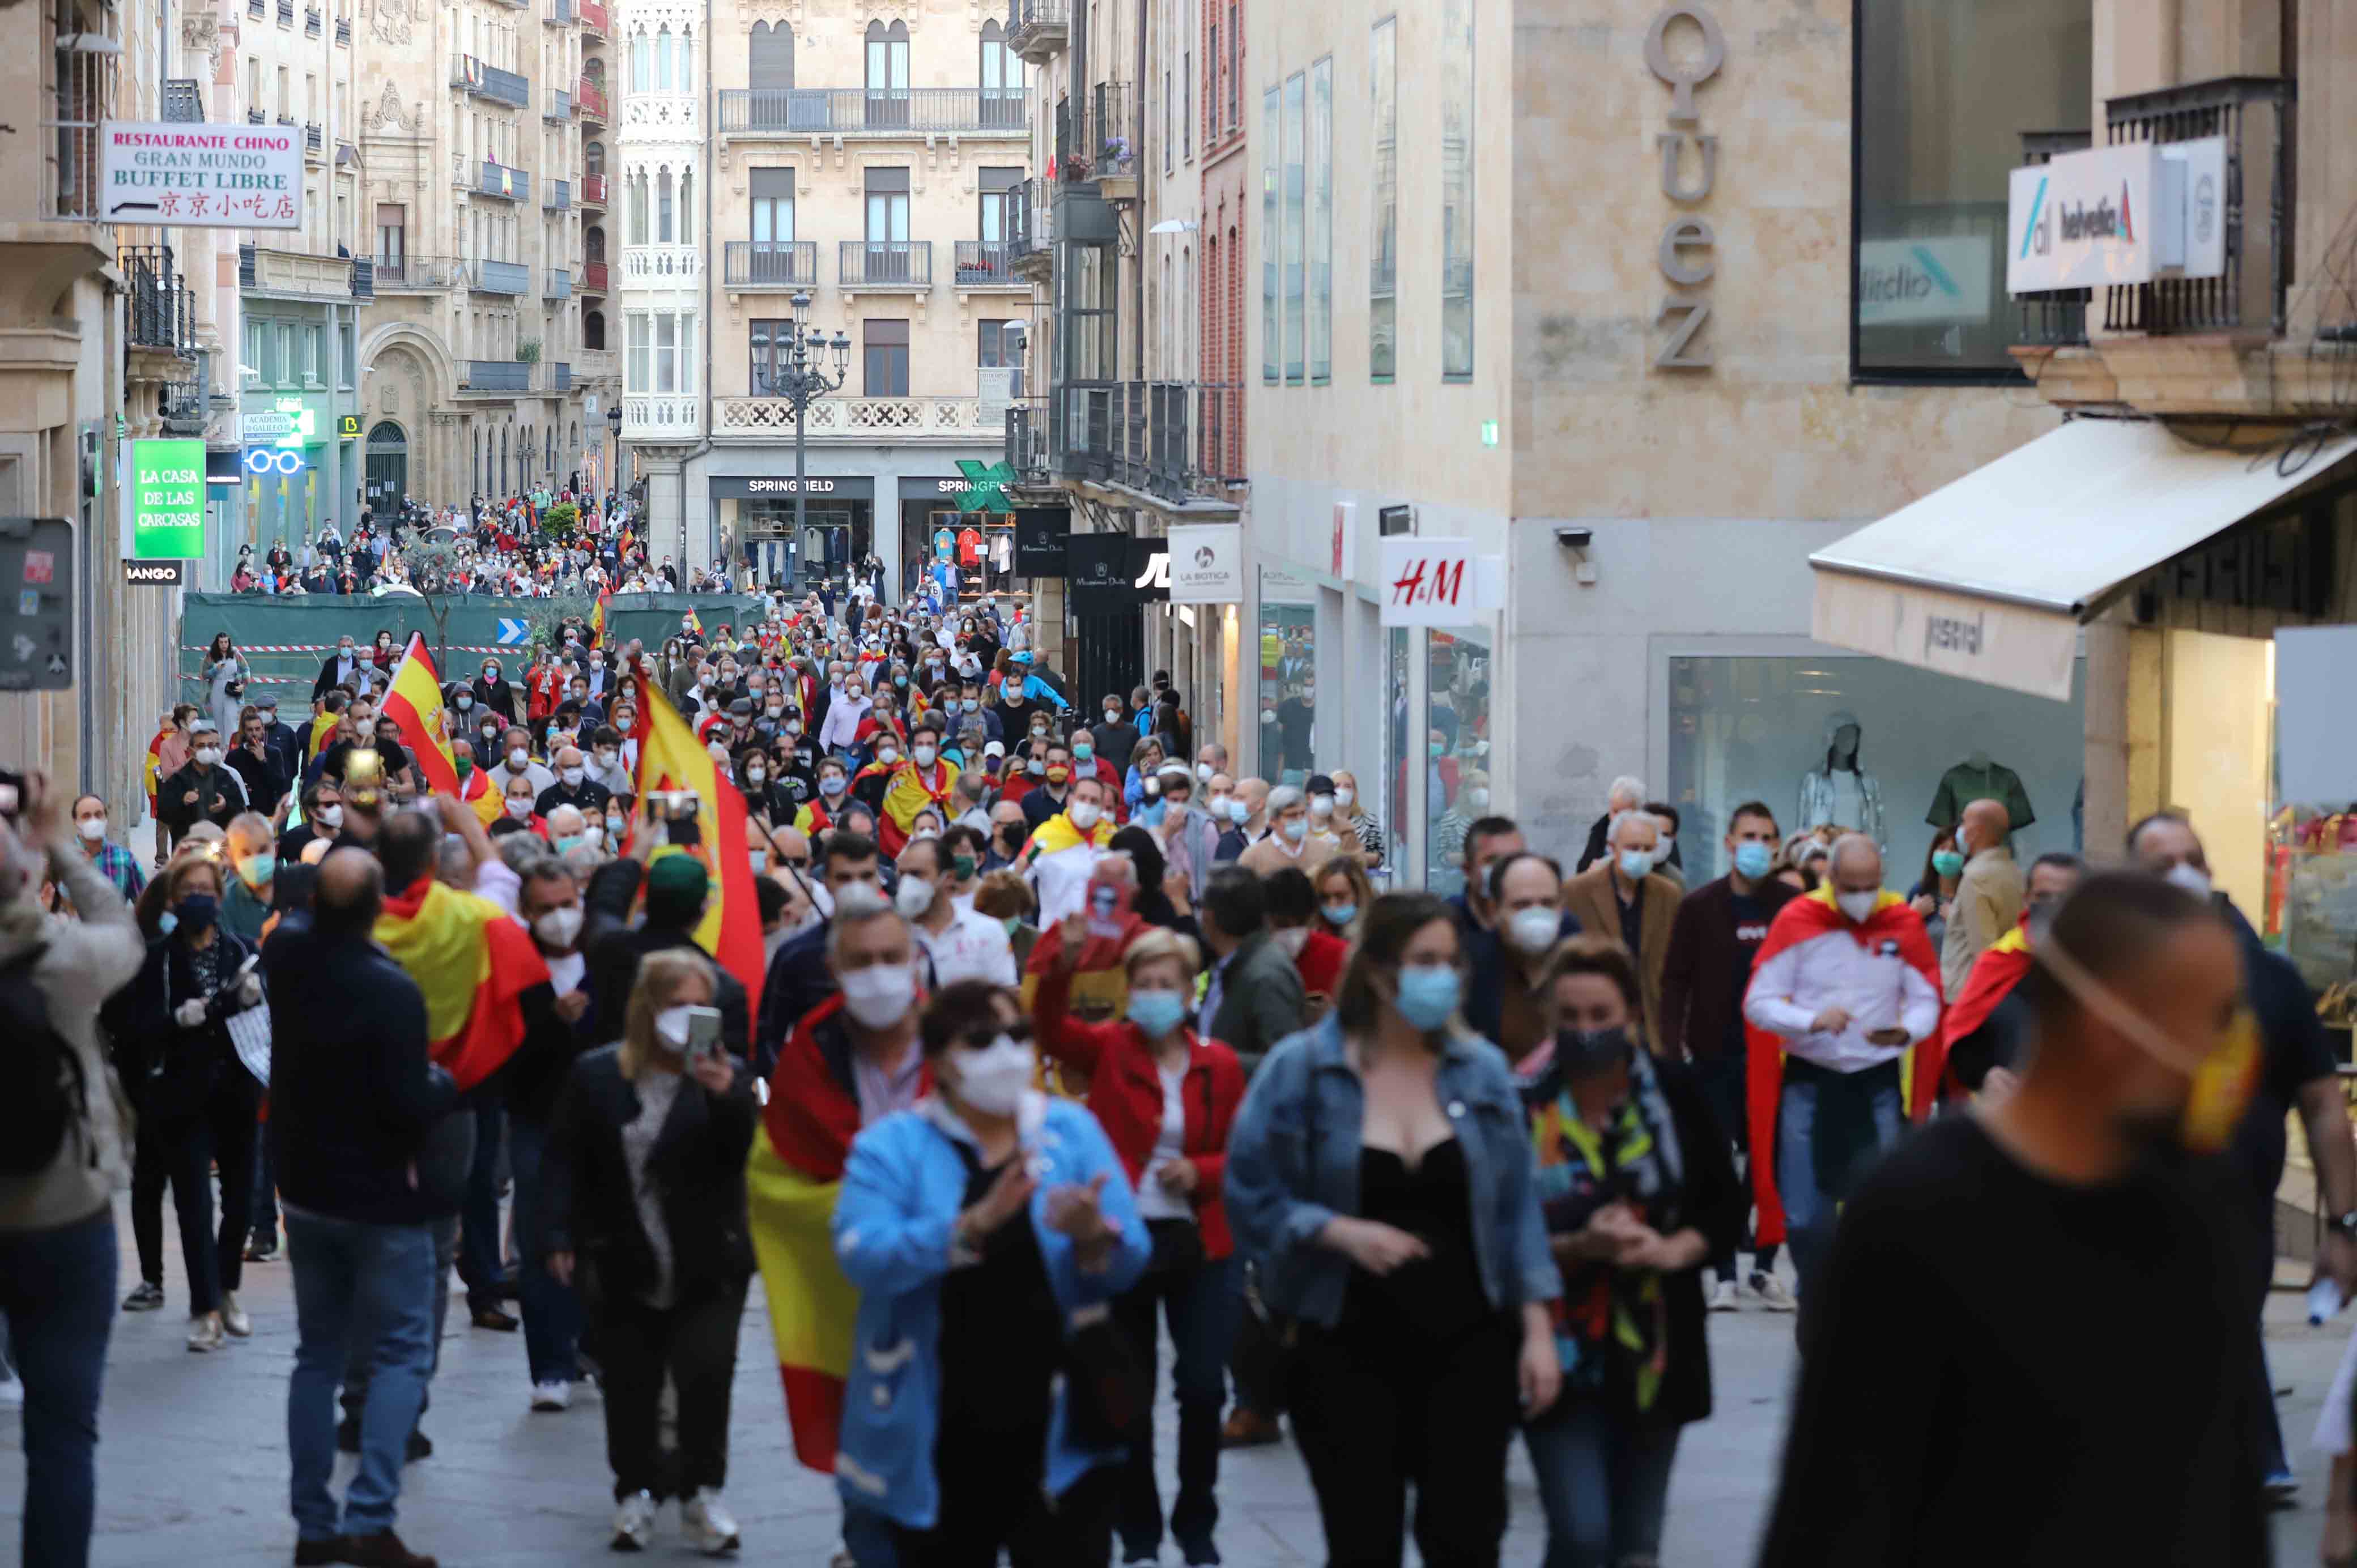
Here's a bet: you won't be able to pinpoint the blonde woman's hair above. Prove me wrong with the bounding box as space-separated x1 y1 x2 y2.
1314 853 1376 928
1121 926 1201 980
619 947 718 1080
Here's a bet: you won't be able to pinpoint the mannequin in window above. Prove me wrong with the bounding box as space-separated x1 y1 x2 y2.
1797 709 1884 850
1926 748 2035 844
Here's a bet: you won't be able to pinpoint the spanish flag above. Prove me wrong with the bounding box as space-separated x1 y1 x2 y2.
629 670 765 1024
589 587 611 648
373 875 549 1091
682 606 705 638
382 633 460 797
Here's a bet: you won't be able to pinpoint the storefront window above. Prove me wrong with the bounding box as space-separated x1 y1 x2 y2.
1381 624 1408 884
1424 627 1492 896
1257 568 1316 785
1664 653 2087 889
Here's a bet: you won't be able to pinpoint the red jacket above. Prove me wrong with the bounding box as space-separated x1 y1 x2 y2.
1034 961 1245 1259
1290 927 1348 1002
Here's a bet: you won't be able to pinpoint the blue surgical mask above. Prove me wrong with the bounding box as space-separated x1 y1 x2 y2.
554 834 585 855
1394 964 1460 1031
1732 841 1773 881
1618 849 1655 881
1322 901 1358 928
1128 988 1188 1039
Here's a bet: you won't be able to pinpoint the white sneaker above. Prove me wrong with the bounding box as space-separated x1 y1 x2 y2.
531 1380 572 1412
1750 1269 1798 1313
186 1311 226 1352
1707 1278 1739 1313
611 1490 656 1552
681 1488 741 1556
220 1290 252 1337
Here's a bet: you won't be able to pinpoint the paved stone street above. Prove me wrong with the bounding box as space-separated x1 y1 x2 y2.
3 1192 2349 1565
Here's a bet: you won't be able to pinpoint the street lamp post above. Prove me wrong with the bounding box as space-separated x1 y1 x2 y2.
605 402 621 519
748 290 851 590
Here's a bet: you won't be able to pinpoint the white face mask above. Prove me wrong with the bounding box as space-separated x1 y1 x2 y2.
893 875 936 919
912 744 937 768
533 905 584 948
950 1033 1035 1116
1836 890 1881 924
1309 794 1335 819
2164 862 2213 901
316 804 344 829
508 748 530 770
1334 787 1356 809
560 766 584 787
653 1004 694 1050
1069 800 1103 832
507 798 534 820
1281 817 1308 844
1507 906 1560 956
840 961 916 1029
195 746 221 766
77 817 107 842
597 748 617 766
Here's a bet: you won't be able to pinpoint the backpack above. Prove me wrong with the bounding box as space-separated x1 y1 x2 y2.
0 945 90 1177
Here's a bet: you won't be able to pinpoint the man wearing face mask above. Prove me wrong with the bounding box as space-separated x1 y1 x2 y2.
1562 811 1682 1047
2128 811 2357 1502
488 726 556 802
229 711 288 813
879 722 961 858
1462 852 1582 1068
584 726 634 798
586 856 753 1066
985 800 1032 872
1203 774 1249 864
505 860 595 1411
1659 801 1801 1311
1019 743 1079 834
1758 872 2269 1567
1022 776 1116 927
280 780 346 863
1943 851 2084 1102
1938 798 2025 1002
534 745 612 821
1093 691 1142 777
71 791 147 901
892 836 1016 987
159 718 250 837
1740 834 1943 1294
314 635 367 702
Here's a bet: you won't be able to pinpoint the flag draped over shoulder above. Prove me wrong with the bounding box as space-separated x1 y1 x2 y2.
629 670 765 1024
1741 885 1945 1249
373 875 549 1092
382 633 459 796
1942 922 2032 1055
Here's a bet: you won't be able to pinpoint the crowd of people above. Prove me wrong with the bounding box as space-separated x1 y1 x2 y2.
2 554 2354 1568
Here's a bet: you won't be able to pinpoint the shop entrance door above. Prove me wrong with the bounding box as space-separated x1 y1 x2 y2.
365 422 409 512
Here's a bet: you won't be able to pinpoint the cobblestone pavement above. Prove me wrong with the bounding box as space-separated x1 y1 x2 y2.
4 1194 2346 1565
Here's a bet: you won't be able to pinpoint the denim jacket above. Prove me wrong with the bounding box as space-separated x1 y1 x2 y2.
831 1093 1150 1531
1224 1013 1562 1328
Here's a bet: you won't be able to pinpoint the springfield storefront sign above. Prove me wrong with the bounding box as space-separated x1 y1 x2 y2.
101 123 302 229
131 439 208 560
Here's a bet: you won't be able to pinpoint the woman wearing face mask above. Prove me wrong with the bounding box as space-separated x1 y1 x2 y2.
1908 825 1963 952
1331 769 1386 871
102 854 269 1349
542 949 757 1555
1239 786 1341 879
832 979 1150 1565
201 631 253 741
1124 738 1167 815
1518 936 1738 1568
1314 854 1376 941
735 744 788 827
1224 892 1563 1568
1036 924 1244 1567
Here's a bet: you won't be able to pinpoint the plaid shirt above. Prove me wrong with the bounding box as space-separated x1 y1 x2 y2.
84 840 147 902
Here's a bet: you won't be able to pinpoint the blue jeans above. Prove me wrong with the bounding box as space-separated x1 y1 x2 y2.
285 1205 437 1541
251 1131 279 1245
0 1209 117 1568
1113 1247 1237 1561
507 1116 581 1384
1776 1059 1904 1293
1524 1399 1681 1568
456 1097 505 1311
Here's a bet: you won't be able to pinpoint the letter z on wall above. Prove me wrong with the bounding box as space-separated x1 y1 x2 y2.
1647 7 1724 369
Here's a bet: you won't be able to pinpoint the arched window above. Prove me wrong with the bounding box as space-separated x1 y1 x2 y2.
657 168 673 243
656 25 673 91
584 309 605 351
584 139 605 175
629 28 649 91
679 28 694 95
865 20 909 126
678 171 694 246
980 20 1022 127
748 20 793 91
627 172 647 244
585 224 606 263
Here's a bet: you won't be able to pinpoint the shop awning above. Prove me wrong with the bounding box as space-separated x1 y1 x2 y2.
1810 417 2357 702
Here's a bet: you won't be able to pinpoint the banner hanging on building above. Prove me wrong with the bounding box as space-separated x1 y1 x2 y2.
100 123 303 229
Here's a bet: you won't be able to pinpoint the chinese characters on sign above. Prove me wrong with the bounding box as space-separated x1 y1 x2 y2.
100 123 304 230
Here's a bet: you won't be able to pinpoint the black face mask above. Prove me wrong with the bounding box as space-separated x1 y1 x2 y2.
1555 1025 1635 1079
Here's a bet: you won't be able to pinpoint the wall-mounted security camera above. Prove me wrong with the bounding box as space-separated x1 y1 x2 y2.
1553 525 1597 585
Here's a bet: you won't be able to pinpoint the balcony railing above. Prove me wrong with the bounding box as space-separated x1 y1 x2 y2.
543 178 571 210
581 172 608 206
2011 130 2091 349
575 347 616 381
349 258 374 299
582 259 609 292
718 87 1029 137
548 361 572 390
247 109 266 126
715 395 1007 442
163 78 205 122
576 78 607 119
1005 399 1048 480
122 246 197 356
954 240 1024 287
839 240 931 288
275 0 292 23
622 394 701 439
622 244 699 283
463 257 531 295
543 0 571 22
160 377 209 435
1056 382 1244 503
544 88 572 120
577 0 606 32
461 360 533 391
1058 83 1135 184
1005 0 1068 61
372 254 457 291
1007 176 1052 267
478 160 531 202
544 267 572 298
241 243 375 300
2100 76 2292 339
723 240 818 287
453 57 532 109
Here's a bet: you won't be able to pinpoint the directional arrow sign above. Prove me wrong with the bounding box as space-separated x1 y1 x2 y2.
495 618 532 645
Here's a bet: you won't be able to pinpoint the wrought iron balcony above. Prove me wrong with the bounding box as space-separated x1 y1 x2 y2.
954 240 1024 287
1005 0 1067 62
461 360 533 391
581 172 608 206
582 259 609 292
576 0 606 32
247 109 266 126
714 395 1006 443
121 246 197 357
543 178 571 210
463 257 531 295
1056 84 1137 185
275 0 292 23
476 160 531 202
548 362 572 390
160 377 209 435
1055 381 1244 504
543 88 572 121
1004 399 1048 480
723 240 817 288
372 254 457 291
2100 76 2292 338
453 57 532 109
718 87 1029 137
1007 176 1053 273
575 78 607 119
162 78 205 122
839 240 931 289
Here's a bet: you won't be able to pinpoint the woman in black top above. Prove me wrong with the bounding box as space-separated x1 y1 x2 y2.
102 852 267 1350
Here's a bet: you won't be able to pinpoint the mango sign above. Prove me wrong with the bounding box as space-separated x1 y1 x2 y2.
101 123 303 229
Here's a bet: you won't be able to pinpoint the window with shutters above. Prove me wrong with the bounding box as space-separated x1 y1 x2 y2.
748 19 793 90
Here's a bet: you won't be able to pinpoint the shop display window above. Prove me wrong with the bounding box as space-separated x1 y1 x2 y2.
1424 627 1492 896
1258 568 1316 785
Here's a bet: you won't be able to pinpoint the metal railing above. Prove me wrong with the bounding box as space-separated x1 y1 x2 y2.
2103 76 2293 338
121 246 197 356
247 108 266 126
162 78 205 122
160 377 208 434
582 259 609 292
581 172 608 205
275 0 292 23
477 160 531 202
1004 399 1049 479
549 362 572 390
954 240 1021 286
1005 0 1068 59
724 240 818 287
372 254 457 291
1056 83 1136 183
543 88 572 120
543 267 571 298
718 87 1029 136
453 57 532 109
575 78 608 118
2013 130 2092 348
1007 177 1052 266
1056 381 1244 502
463 257 531 295
577 0 606 31
349 258 374 299
305 122 324 154
461 360 533 391
839 240 931 287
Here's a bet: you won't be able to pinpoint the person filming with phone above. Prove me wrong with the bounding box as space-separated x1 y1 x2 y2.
542 948 757 1556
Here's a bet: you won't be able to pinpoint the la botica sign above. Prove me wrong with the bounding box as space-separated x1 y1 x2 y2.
1167 523 1243 605
100 123 302 230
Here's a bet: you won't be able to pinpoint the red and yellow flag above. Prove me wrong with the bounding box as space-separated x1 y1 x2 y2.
589 587 611 647
373 875 549 1091
630 670 764 1024
382 633 460 797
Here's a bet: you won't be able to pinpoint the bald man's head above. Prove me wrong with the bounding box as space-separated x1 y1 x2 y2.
1828 833 1884 892
314 849 384 938
1960 797 2010 856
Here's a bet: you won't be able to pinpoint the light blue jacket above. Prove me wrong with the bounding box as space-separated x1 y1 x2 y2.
1224 1013 1562 1328
831 1093 1151 1531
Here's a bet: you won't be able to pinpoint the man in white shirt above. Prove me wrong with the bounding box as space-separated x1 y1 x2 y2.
891 836 1016 986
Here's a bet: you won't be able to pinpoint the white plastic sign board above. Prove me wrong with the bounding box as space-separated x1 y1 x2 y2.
1379 536 1478 627
1167 523 1243 604
101 122 303 229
